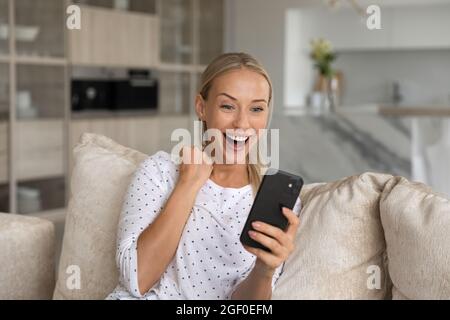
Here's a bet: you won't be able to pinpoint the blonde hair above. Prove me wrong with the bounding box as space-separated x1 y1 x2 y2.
198 52 274 196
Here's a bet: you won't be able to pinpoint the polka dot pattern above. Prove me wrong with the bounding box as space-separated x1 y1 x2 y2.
106 151 302 300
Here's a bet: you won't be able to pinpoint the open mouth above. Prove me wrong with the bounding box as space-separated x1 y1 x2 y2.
223 132 250 150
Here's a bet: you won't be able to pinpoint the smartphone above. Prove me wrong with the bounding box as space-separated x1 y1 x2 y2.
240 169 304 252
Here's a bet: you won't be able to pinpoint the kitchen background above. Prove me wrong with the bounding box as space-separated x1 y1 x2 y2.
0 0 449 255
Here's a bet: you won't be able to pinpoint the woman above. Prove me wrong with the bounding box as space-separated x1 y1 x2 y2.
107 52 301 300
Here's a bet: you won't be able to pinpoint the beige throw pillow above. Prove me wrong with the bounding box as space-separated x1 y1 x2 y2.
273 173 393 299
380 177 450 299
53 133 147 299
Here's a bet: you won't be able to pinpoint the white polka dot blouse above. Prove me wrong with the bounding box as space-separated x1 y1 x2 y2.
106 151 302 300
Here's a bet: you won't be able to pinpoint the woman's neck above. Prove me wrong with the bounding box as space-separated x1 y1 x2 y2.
210 164 249 188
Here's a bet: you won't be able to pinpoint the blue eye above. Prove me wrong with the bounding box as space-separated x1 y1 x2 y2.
251 106 264 112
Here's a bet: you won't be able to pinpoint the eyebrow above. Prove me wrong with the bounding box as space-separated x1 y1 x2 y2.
217 93 268 104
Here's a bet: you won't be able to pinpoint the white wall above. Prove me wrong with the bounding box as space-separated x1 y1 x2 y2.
335 49 450 106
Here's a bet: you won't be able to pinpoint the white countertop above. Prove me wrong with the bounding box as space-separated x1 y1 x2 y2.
284 105 450 117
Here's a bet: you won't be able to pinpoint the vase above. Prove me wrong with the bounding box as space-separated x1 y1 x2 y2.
311 72 342 114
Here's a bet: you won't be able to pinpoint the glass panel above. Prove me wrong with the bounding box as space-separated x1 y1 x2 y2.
128 0 156 14
198 0 223 65
17 177 65 214
0 63 9 212
73 0 156 14
16 65 66 213
0 0 8 55
160 0 193 64
159 71 191 114
17 65 65 119
15 0 65 58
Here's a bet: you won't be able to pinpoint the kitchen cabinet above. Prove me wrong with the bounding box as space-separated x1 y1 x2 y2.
197 0 224 65
1 0 223 215
73 0 156 14
390 5 450 49
1 0 69 214
16 65 66 119
16 119 64 181
160 0 224 66
15 0 65 58
296 7 391 51
294 3 450 52
159 71 192 115
160 0 194 65
69 6 160 68
14 64 67 214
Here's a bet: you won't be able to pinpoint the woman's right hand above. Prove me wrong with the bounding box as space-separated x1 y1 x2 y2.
177 145 213 189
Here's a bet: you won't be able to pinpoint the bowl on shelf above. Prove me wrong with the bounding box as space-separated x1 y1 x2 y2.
114 0 130 10
16 91 39 119
18 186 42 214
16 25 40 42
0 24 8 40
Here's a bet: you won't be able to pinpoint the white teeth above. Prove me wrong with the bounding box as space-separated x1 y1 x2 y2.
225 133 249 142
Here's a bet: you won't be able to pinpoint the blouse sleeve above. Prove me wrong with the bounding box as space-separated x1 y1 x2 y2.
115 151 174 298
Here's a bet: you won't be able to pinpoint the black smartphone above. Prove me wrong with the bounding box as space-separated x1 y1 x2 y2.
240 169 304 252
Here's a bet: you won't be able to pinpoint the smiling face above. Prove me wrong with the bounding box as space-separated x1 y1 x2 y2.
195 67 271 164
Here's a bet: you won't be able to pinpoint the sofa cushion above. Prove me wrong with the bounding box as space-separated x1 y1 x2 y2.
380 177 450 299
53 133 148 299
272 173 393 299
0 213 55 299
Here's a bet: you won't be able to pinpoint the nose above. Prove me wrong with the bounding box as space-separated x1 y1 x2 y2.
232 108 251 130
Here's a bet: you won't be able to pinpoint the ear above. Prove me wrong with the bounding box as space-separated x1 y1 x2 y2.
195 94 206 120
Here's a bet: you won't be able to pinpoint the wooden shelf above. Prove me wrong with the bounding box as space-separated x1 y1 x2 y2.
17 173 65 183
15 56 67 66
75 3 156 17
158 63 206 73
284 105 450 117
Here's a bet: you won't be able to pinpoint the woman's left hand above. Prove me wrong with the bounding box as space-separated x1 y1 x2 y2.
243 207 300 276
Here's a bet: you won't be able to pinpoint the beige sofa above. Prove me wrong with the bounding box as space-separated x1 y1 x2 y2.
0 133 449 300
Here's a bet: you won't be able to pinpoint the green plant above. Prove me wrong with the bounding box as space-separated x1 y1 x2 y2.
310 38 337 78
